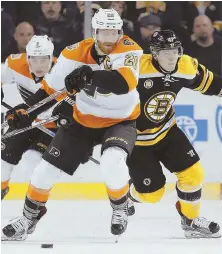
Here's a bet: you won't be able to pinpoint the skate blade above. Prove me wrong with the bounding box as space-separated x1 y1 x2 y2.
1 233 28 241
184 230 221 239
1 236 27 241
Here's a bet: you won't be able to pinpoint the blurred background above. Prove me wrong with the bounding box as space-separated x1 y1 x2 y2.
1 1 222 200
1 1 222 74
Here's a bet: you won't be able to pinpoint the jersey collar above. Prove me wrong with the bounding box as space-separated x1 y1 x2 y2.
90 43 107 65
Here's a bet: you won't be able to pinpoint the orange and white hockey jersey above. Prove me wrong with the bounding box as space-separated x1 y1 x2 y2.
41 35 143 128
1 53 43 101
1 53 57 126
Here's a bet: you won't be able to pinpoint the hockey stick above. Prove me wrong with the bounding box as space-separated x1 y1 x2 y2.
2 97 100 164
1 101 11 110
1 106 100 164
1 101 57 137
1 115 59 141
1 88 66 130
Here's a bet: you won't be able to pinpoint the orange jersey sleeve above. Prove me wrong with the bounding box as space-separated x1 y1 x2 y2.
1 53 32 84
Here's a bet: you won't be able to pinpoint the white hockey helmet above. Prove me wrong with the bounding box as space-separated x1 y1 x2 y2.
26 35 54 58
92 8 123 32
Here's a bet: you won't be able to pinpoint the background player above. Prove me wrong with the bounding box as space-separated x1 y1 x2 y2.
1 35 60 200
2 8 143 241
128 30 221 238
1 35 92 201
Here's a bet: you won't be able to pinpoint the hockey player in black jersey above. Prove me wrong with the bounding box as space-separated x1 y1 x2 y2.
127 30 221 238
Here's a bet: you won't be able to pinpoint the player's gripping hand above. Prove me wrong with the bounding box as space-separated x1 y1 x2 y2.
5 103 36 129
65 65 93 95
52 97 75 127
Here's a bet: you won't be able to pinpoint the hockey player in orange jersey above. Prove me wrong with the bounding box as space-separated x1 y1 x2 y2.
127 30 221 238
1 35 64 200
2 8 143 241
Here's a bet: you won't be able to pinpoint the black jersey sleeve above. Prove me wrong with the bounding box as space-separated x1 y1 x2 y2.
188 60 222 96
91 70 129 95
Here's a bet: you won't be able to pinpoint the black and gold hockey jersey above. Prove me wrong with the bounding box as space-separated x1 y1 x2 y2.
136 54 222 146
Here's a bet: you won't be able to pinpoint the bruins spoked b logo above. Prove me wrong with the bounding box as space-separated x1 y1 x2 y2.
144 91 176 123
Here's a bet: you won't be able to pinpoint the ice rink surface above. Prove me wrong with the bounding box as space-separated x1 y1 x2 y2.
1 193 222 254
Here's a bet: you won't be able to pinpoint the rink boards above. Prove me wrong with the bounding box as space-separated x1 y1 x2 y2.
5 182 222 200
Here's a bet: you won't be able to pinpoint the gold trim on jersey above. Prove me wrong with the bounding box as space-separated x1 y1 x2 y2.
137 109 175 135
136 121 176 146
137 122 164 135
192 65 214 94
136 115 176 146
201 71 214 93
193 65 208 92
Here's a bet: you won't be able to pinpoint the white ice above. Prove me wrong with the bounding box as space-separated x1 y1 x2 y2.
1 193 222 254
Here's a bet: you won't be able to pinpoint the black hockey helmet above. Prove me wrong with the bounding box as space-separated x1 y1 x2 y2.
150 30 183 56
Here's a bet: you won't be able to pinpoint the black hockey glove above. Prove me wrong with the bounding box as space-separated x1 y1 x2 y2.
52 96 75 126
5 103 37 129
65 65 93 94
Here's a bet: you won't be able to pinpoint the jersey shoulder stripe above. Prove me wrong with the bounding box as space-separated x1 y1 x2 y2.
7 53 32 79
61 38 96 64
112 35 142 54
